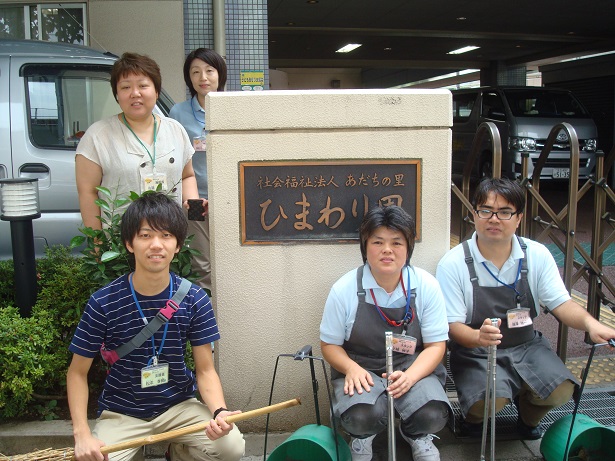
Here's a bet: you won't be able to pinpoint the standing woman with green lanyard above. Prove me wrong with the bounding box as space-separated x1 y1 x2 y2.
76 52 201 231
169 48 227 293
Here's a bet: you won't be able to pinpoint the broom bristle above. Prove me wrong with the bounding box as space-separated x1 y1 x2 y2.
0 447 75 461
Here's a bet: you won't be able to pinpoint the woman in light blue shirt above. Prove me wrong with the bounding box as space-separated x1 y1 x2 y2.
169 49 227 293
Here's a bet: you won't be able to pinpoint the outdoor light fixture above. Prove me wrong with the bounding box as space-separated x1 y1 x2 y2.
336 43 362 53
447 45 480 55
0 178 41 317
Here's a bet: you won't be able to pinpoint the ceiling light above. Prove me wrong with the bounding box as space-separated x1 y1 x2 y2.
456 16 466 20
336 43 362 53
307 0 319 3
384 47 392 51
447 45 479 55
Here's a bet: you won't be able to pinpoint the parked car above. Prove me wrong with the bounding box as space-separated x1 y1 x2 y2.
451 86 599 181
0 39 174 259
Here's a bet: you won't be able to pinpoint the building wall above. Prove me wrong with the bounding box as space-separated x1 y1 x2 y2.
88 0 186 101
205 89 452 431
273 68 363 90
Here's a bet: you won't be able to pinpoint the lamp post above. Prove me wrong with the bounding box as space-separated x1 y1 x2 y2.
0 178 41 317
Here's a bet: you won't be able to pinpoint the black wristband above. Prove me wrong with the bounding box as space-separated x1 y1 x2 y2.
213 407 228 419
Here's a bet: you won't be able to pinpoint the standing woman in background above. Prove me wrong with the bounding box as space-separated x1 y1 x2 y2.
169 48 227 293
75 52 201 230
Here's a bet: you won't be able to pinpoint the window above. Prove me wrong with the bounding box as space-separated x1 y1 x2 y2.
452 93 476 121
25 65 119 149
0 4 87 44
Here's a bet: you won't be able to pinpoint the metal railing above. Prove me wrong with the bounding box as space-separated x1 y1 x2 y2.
451 122 615 362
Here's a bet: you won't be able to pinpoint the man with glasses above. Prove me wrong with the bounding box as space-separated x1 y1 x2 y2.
436 177 615 439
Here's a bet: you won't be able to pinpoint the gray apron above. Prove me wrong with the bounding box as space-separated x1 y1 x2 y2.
331 265 450 420
449 238 578 416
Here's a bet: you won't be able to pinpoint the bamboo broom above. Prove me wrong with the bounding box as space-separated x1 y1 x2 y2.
0 398 301 461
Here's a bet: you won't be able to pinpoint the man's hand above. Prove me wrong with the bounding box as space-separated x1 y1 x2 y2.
206 410 241 440
73 434 107 461
343 363 375 396
478 318 501 347
587 322 615 347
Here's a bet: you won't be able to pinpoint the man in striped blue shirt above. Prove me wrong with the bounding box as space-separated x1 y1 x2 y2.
67 192 244 461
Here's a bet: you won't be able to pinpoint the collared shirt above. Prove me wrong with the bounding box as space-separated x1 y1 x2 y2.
436 232 571 324
76 114 194 206
320 264 449 345
169 96 208 198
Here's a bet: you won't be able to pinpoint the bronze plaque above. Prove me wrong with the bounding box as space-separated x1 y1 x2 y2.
239 160 421 244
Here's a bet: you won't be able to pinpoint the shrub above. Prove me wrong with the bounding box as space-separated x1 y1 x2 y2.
70 187 198 287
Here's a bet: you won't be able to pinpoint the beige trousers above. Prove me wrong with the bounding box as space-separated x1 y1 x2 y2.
93 398 245 461
187 215 211 293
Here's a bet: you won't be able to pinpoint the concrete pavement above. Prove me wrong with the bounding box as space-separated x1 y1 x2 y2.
0 418 545 460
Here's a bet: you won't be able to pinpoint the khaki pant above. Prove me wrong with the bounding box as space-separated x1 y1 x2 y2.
93 398 245 461
187 215 211 292
466 379 575 427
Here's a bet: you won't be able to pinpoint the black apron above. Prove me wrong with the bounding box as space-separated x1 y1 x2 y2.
449 238 578 416
331 265 450 420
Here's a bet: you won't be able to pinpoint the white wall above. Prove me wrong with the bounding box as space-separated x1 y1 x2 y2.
88 0 186 102
205 89 452 431
274 68 363 90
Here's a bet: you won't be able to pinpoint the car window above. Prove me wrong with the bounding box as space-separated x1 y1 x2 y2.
503 89 591 118
23 64 119 149
481 91 506 120
452 92 476 121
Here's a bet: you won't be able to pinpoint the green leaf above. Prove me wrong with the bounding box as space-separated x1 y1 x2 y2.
95 199 111 212
100 251 120 262
96 186 112 198
69 236 85 248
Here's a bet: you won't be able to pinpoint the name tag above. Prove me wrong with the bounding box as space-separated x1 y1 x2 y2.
507 307 532 329
143 172 168 192
141 362 169 388
392 334 417 355
193 136 206 152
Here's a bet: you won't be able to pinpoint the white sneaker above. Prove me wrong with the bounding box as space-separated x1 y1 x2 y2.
349 434 376 461
400 432 440 461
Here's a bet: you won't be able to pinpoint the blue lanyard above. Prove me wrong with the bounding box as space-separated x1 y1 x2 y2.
481 259 523 298
122 113 158 170
129 273 172 366
191 96 206 127
369 265 414 329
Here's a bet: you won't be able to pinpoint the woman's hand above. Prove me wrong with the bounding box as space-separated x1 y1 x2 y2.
382 370 414 399
343 363 375 396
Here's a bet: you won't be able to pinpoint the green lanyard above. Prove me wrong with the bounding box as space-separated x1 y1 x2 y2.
122 113 158 171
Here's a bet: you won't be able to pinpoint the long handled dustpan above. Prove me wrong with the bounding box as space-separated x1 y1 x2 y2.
540 339 615 461
264 345 351 461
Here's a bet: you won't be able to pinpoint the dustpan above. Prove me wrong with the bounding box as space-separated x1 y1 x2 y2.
264 345 351 461
540 339 615 461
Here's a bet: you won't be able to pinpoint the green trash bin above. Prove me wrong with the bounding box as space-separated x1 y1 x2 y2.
266 424 351 461
540 414 615 461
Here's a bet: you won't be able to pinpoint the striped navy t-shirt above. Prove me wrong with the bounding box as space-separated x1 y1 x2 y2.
69 272 219 418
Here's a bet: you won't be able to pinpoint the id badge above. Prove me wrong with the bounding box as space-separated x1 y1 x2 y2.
507 307 533 329
141 362 169 388
392 333 417 355
193 136 206 152
143 172 168 192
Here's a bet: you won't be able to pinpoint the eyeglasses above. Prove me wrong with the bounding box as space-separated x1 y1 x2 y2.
474 209 518 220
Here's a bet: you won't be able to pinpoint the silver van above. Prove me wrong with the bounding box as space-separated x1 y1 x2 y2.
0 39 173 259
451 86 598 181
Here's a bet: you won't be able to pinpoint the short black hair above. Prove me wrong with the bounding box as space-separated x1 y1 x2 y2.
121 192 188 250
359 205 416 264
183 48 228 97
472 177 526 214
111 52 161 101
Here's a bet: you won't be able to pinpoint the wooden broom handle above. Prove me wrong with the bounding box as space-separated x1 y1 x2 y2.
98 398 301 455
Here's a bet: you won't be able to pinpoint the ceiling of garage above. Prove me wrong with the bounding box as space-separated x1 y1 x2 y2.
267 0 615 87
